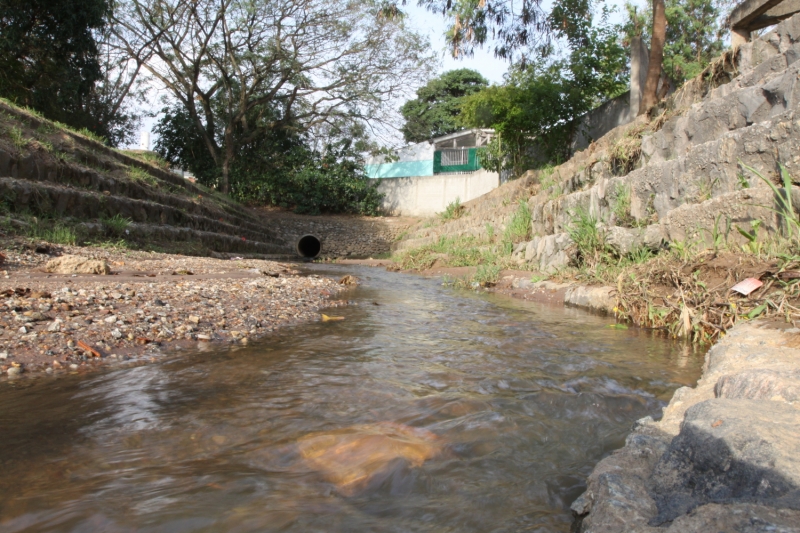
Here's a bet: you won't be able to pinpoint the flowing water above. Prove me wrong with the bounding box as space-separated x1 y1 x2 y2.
0 266 703 532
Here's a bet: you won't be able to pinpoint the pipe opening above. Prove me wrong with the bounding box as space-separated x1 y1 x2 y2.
296 234 321 259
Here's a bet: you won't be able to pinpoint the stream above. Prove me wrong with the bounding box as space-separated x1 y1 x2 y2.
0 265 703 532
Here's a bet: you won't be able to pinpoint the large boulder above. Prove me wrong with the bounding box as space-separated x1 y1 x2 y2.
648 399 800 525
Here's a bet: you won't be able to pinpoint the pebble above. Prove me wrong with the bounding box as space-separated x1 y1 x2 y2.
0 246 345 375
6 366 21 376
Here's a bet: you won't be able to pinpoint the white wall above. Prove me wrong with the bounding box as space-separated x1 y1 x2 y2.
376 169 500 216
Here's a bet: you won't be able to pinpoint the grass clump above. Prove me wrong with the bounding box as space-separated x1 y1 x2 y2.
611 182 635 227
440 197 464 220
127 166 158 186
27 219 79 245
101 213 131 236
567 207 606 267
503 199 532 244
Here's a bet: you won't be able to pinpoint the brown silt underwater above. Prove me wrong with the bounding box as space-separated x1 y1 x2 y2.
295 422 444 496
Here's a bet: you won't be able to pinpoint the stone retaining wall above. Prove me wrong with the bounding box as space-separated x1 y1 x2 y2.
261 212 418 258
572 321 800 532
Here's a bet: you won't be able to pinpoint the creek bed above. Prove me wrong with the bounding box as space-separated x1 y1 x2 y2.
0 265 703 532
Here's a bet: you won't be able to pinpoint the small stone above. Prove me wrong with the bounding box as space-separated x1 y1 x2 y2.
6 366 21 376
188 315 200 324
69 363 79 369
153 299 166 306
45 367 53 373
196 334 212 341
18 326 27 334
111 329 122 339
104 315 117 324
47 319 62 332
66 340 75 348
0 351 7 360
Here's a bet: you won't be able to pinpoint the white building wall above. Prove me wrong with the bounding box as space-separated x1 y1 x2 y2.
376 169 500 217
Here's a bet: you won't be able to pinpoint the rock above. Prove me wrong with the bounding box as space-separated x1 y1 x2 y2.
715 369 800 403
339 275 359 285
111 329 122 339
188 315 200 324
44 255 111 275
295 422 444 496
196 334 211 341
153 299 166 306
524 233 575 272
47 319 62 332
664 502 800 532
0 351 7 360
643 224 668 251
605 226 645 256
17 326 27 334
69 363 78 369
649 399 800 525
6 366 21 376
104 315 117 324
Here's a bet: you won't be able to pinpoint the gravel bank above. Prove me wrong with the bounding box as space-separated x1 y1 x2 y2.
0 240 347 378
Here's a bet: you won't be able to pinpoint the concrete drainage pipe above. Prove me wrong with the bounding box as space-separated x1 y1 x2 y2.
296 234 321 259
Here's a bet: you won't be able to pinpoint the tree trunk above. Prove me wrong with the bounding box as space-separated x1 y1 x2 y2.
639 0 666 115
220 133 233 194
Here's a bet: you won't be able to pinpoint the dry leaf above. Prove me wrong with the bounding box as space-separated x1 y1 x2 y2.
321 314 344 322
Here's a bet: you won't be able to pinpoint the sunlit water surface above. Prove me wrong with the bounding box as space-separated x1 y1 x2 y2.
0 265 703 532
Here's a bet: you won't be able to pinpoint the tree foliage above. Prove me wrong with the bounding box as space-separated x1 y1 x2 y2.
622 0 725 84
459 1 627 174
154 103 383 215
400 69 488 143
0 0 107 131
114 0 432 194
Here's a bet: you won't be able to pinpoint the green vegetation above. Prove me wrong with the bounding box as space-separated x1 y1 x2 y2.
440 197 464 220
611 183 635 227
401 69 488 143
503 200 532 244
127 166 158 186
101 213 131 236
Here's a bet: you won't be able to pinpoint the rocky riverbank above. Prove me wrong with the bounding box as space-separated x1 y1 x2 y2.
0 239 348 378
572 320 800 532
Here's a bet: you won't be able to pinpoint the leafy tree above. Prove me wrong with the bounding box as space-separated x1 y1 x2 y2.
0 0 110 131
622 0 724 85
400 69 488 143
115 0 433 194
154 103 383 215
459 1 627 174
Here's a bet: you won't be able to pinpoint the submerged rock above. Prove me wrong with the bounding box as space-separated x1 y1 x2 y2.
295 422 443 496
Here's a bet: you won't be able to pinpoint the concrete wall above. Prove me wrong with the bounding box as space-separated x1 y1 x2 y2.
571 36 650 152
377 169 500 216
365 159 433 178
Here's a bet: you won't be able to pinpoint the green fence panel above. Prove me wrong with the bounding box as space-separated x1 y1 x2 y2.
434 148 481 173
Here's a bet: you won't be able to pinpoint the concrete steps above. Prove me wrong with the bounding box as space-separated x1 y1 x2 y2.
0 102 293 255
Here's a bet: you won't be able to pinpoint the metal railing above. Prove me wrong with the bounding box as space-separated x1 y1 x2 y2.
440 149 469 166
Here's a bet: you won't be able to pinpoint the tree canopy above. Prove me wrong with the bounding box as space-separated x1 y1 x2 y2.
0 0 109 131
400 69 488 143
114 0 433 194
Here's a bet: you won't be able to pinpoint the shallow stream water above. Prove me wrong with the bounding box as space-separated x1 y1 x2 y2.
0 266 703 532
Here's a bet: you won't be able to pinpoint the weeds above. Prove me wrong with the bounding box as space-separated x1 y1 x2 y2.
77 128 107 145
27 219 79 245
440 197 464 220
740 162 800 239
127 166 158 186
101 213 131 236
8 126 30 150
503 199 532 244
567 208 606 267
473 263 501 286
697 175 719 202
609 124 646 175
485 223 495 240
611 182 635 227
